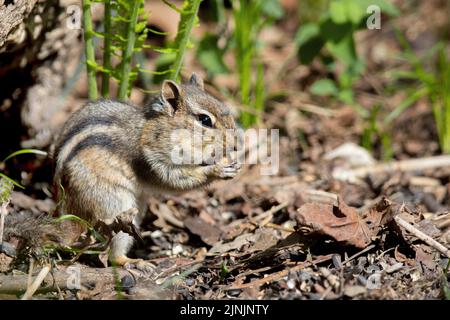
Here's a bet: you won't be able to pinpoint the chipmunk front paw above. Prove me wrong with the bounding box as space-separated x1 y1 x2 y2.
116 256 157 278
208 161 241 179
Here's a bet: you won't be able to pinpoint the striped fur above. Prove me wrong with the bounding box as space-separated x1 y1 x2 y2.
53 76 239 266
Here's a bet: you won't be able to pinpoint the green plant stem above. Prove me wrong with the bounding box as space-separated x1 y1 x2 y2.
118 1 140 100
234 0 253 127
436 48 450 153
233 0 264 128
101 0 112 98
169 0 203 81
82 0 98 100
254 62 265 126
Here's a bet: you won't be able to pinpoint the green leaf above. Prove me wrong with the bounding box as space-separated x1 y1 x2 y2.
330 0 397 25
319 18 353 43
326 32 357 66
135 21 147 33
295 23 320 46
295 23 324 64
261 0 284 20
153 52 176 84
338 88 354 104
345 1 365 25
0 175 15 203
197 33 228 74
310 79 339 96
329 1 347 24
358 0 399 17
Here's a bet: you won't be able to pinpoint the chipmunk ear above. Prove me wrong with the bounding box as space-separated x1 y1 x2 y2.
189 73 204 90
161 80 182 114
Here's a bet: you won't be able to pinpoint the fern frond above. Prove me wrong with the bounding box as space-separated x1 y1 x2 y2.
82 0 98 99
169 0 203 81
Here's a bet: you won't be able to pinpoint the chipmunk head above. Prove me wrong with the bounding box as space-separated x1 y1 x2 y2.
141 73 239 191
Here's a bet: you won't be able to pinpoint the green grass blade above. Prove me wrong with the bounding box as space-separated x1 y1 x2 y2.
3 149 47 162
384 86 428 125
0 173 23 189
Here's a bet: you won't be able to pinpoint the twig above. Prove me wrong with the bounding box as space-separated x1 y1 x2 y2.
266 44 297 93
251 202 288 226
296 102 338 118
234 265 278 279
334 155 450 183
265 223 295 233
0 265 133 295
0 200 8 246
160 263 202 289
21 265 51 300
225 254 333 290
375 246 396 260
394 215 450 258
303 189 338 206
341 244 376 266
27 258 34 289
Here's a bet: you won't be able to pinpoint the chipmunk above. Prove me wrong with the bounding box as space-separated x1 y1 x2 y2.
52 73 240 269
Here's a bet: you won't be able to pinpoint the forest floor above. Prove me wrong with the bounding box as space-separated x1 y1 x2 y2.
0 0 449 300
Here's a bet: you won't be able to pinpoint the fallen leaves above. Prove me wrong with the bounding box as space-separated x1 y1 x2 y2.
296 197 396 248
184 216 221 246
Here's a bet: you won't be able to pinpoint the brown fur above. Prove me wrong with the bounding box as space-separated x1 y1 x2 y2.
52 74 240 266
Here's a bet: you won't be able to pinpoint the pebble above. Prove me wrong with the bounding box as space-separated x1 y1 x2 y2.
121 275 135 289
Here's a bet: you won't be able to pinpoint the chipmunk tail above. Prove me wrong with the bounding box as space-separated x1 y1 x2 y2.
2 212 83 257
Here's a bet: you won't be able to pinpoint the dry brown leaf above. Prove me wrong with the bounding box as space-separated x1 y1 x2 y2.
0 253 14 273
149 200 183 230
296 197 397 248
243 228 279 253
184 216 222 246
414 244 437 271
221 219 255 241
207 233 258 255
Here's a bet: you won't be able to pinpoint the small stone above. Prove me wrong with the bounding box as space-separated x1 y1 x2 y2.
121 275 135 289
287 279 296 290
172 244 183 255
151 230 163 238
185 278 195 286
344 285 367 298
209 198 219 207
0 242 17 257
299 270 311 281
357 275 368 286
227 289 241 297
221 211 234 221
332 254 342 270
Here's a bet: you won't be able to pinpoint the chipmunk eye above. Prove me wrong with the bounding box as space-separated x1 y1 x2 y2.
198 114 213 128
